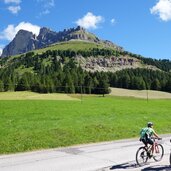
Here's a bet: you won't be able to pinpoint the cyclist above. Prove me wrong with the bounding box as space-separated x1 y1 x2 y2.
140 122 161 157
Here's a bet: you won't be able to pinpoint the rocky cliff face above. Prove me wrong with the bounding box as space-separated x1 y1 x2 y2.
1 26 123 57
1 30 38 57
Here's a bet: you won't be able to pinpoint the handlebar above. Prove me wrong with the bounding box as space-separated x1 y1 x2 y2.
151 137 162 141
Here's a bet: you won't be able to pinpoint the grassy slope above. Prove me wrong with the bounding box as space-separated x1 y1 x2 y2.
0 91 171 154
8 40 108 60
34 40 107 54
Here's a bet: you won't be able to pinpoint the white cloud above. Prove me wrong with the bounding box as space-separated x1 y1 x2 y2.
0 22 40 41
8 5 21 14
111 18 116 25
37 0 55 16
0 48 3 56
76 12 104 29
0 49 2 56
150 0 171 21
41 9 50 15
4 0 21 4
44 0 55 8
0 44 5 56
37 0 54 8
4 0 21 14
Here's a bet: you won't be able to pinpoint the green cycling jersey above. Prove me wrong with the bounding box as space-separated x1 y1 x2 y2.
140 127 155 139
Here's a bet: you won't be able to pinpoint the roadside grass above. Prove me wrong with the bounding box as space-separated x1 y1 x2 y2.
0 94 171 154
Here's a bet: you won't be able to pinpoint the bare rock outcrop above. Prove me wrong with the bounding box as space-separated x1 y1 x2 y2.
1 30 37 57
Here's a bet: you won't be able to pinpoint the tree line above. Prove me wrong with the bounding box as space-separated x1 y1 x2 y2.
0 50 171 94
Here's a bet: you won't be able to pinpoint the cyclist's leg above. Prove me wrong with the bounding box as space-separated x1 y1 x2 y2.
141 138 148 147
146 138 154 155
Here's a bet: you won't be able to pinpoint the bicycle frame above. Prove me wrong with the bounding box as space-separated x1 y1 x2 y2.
144 138 159 156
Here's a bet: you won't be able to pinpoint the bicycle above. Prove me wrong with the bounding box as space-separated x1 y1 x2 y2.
136 137 164 166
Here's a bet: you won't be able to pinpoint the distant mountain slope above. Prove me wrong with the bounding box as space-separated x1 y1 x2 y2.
1 26 123 57
0 40 156 73
0 39 171 94
0 26 171 95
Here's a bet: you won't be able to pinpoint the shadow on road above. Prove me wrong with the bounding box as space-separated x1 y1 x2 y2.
109 162 137 170
109 162 171 171
141 165 171 171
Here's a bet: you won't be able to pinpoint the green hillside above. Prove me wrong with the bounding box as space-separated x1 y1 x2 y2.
6 40 117 60
0 40 171 94
34 40 106 54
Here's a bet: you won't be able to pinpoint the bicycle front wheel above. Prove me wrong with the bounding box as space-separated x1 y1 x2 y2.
136 147 148 166
153 144 164 161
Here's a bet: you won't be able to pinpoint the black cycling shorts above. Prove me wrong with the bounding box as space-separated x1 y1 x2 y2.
140 133 154 146
141 137 154 146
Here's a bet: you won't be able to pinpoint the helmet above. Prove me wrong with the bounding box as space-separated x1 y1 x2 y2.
147 122 153 127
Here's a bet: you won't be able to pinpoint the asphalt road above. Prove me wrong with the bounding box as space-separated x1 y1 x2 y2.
0 135 170 171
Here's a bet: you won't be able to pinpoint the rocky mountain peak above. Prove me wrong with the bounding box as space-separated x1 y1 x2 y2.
38 27 54 37
1 29 37 57
1 26 123 57
75 26 85 31
16 30 36 42
17 29 32 35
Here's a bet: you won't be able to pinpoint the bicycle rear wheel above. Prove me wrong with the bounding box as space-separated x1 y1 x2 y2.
136 147 148 166
153 144 164 161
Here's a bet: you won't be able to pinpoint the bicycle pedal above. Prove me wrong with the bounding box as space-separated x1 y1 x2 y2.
147 152 153 158
149 155 153 158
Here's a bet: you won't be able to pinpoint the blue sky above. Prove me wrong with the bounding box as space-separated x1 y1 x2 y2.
0 0 171 60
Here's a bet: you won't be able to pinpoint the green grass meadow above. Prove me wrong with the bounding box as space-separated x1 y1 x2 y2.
32 41 105 55
0 94 171 154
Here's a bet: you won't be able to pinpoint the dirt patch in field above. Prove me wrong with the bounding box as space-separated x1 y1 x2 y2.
110 88 171 99
0 91 79 100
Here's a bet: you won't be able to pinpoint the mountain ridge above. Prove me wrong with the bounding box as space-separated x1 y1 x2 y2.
1 26 123 57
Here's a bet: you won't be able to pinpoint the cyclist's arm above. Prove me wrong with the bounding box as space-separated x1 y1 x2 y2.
153 131 160 139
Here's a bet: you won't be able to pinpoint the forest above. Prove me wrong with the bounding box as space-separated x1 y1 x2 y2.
0 49 171 94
